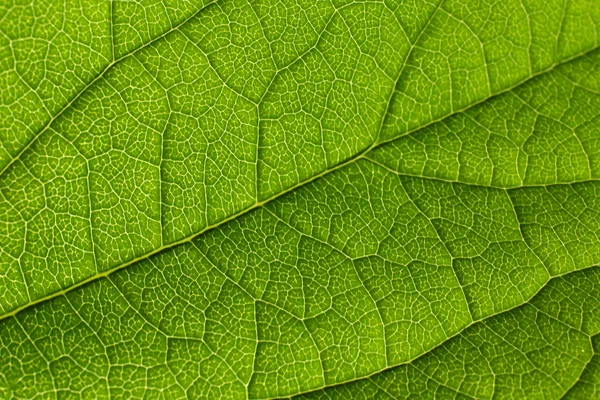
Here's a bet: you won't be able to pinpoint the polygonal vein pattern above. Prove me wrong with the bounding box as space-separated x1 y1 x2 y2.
1 0 599 399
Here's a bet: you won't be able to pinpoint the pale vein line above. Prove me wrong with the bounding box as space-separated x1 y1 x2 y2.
0 0 220 177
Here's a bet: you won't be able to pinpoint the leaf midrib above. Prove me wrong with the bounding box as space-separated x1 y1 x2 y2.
1 46 597 323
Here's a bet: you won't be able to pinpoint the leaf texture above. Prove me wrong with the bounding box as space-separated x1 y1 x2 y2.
0 0 599 398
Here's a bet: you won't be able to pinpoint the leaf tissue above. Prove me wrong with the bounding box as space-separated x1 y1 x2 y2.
0 0 599 398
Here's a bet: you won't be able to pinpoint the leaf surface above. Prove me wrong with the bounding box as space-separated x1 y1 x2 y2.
0 0 599 398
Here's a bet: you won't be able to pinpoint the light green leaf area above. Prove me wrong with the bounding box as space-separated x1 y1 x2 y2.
0 0 599 398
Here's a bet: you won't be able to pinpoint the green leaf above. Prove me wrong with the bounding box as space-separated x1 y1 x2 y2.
298 267 600 399
0 0 599 398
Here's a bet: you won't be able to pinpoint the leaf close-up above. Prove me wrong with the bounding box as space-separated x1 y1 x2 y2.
1 0 599 398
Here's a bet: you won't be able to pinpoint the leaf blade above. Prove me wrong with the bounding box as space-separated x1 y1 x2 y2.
1 1 599 398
